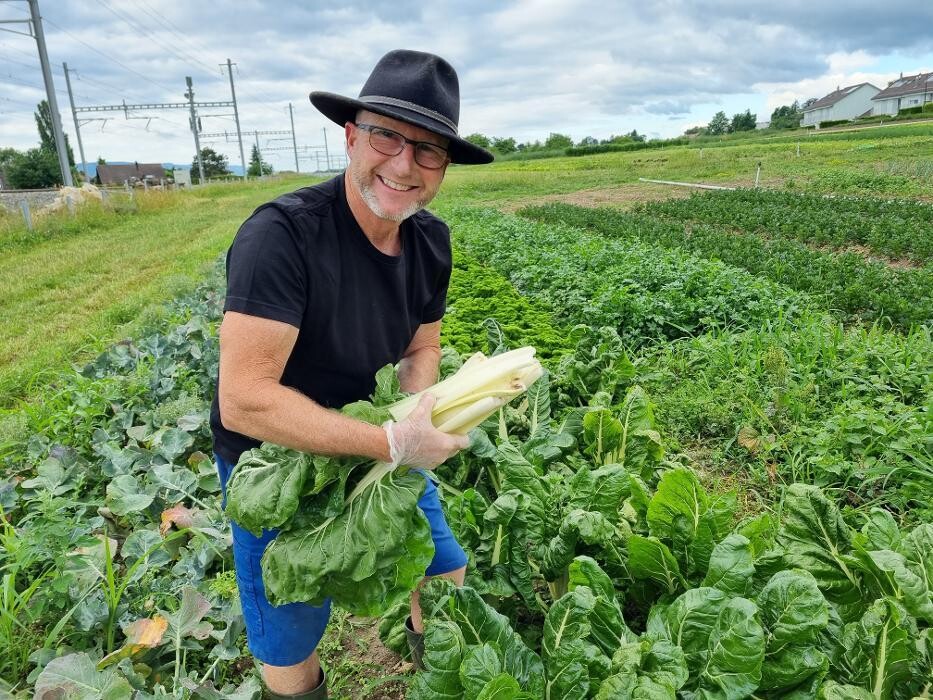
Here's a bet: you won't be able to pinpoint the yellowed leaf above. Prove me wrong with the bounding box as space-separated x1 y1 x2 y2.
97 615 168 669
160 504 195 536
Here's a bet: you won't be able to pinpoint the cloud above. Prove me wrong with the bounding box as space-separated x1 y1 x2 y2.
2 0 931 165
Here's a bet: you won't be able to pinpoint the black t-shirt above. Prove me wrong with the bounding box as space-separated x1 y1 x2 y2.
209 175 452 464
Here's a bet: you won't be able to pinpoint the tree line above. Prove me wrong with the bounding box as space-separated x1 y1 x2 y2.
463 130 646 155
687 99 817 137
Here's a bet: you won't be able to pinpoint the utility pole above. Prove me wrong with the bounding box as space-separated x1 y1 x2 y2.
185 76 205 184
322 127 330 171
288 102 299 173
62 62 87 181
224 59 247 181
27 0 73 186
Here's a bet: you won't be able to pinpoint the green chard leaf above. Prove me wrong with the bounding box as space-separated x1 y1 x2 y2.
409 621 466 700
837 598 917 699
261 467 433 616
756 570 831 692
543 586 602 700
646 587 765 700
777 484 863 611
701 533 755 596
627 535 687 596
224 443 312 536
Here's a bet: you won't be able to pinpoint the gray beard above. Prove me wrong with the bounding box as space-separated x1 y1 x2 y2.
351 168 426 223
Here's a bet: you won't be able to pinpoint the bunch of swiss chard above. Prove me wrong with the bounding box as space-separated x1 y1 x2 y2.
224 349 544 617
405 375 933 699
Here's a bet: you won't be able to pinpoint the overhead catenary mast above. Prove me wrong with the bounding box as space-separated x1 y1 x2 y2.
1 0 76 186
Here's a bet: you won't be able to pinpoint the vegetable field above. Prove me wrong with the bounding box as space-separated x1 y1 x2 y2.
0 129 931 699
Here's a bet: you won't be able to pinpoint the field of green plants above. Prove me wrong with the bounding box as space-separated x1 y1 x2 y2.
0 125 931 698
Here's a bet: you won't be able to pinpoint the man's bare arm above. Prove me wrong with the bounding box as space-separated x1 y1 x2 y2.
218 311 391 461
397 320 442 393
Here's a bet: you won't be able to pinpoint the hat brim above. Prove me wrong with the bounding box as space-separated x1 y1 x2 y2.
310 91 494 165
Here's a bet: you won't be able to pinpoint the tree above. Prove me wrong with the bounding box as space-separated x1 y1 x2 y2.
707 111 729 135
464 133 491 149
97 156 107 165
34 100 75 166
802 97 818 109
544 132 573 150
190 147 230 183
247 144 273 177
626 129 646 143
5 147 62 188
491 137 516 154
770 101 803 129
577 136 598 147
730 109 757 132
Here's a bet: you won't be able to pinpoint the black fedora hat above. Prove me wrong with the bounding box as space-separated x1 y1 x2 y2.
310 49 493 165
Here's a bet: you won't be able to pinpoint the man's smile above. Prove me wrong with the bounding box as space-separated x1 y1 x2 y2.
377 175 417 192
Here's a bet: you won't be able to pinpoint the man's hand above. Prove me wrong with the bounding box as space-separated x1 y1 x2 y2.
383 394 470 469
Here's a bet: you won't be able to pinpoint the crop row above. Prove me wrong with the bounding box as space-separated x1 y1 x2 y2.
448 207 932 518
638 188 933 263
385 371 933 699
520 203 933 329
447 207 807 346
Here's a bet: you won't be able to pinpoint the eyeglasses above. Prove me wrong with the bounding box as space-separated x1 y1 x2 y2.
355 123 449 170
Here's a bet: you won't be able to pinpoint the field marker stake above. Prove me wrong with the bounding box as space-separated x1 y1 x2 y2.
20 199 33 231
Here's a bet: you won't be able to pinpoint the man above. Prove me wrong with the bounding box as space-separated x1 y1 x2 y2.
209 50 493 699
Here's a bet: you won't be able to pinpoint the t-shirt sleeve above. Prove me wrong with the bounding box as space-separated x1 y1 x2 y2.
224 206 307 327
421 222 452 323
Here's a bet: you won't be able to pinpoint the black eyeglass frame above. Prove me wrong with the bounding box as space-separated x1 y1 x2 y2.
354 123 450 169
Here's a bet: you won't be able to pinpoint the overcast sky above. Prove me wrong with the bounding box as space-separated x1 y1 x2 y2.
1 0 931 173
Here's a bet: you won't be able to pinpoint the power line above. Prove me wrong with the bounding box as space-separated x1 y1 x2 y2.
41 16 177 94
94 0 218 82
124 0 222 78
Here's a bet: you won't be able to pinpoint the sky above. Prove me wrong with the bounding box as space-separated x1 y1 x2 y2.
1 0 932 174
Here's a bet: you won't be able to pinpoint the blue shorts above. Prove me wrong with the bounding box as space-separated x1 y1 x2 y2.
215 453 467 666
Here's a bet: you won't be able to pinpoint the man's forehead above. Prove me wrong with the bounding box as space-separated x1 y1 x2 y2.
359 110 448 147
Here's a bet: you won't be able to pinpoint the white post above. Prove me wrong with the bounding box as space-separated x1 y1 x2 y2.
20 199 33 231
754 162 761 188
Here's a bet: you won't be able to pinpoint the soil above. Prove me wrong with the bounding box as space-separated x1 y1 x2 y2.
322 614 411 700
499 181 695 212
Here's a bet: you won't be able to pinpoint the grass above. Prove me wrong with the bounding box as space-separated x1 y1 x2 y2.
0 177 321 407
2 122 932 406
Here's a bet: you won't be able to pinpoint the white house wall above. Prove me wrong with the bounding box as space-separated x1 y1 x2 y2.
802 84 880 126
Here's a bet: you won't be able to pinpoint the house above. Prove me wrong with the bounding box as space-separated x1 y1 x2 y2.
871 72 933 115
801 83 880 126
94 162 165 186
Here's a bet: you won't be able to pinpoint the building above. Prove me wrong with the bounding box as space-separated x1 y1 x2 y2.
801 83 880 126
94 162 165 186
871 72 933 115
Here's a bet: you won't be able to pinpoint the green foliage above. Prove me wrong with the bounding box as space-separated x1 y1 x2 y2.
190 147 230 183
635 187 933 263
5 147 62 189
447 207 807 346
730 109 757 132
820 119 851 128
246 144 272 177
771 101 803 129
465 133 492 149
707 110 730 135
545 133 574 150
520 200 933 328
491 136 517 154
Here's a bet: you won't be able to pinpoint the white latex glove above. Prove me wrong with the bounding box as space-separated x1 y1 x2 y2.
383 393 470 470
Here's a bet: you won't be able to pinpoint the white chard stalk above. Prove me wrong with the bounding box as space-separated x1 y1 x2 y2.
388 346 543 435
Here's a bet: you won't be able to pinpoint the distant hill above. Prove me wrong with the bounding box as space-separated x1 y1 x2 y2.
79 162 245 179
